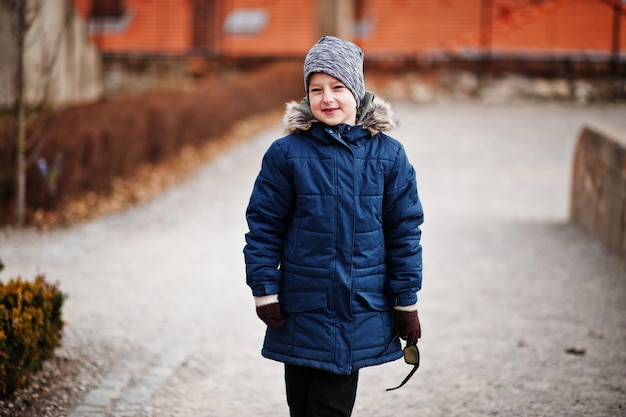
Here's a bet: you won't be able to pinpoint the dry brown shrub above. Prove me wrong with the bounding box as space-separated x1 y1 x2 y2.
0 61 303 226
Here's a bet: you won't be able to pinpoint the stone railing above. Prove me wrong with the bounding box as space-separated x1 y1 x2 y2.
571 126 626 259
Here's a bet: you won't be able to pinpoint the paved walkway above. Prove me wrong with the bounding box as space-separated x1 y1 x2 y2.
2 101 626 417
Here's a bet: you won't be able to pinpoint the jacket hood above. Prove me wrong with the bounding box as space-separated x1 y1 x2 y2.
282 91 398 136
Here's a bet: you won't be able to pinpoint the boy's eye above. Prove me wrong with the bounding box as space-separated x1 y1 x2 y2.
333 85 345 90
310 87 322 93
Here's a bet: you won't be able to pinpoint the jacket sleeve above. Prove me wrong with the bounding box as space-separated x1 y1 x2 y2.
244 141 294 297
382 142 424 307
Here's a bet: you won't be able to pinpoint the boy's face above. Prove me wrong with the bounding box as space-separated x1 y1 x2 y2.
308 72 357 126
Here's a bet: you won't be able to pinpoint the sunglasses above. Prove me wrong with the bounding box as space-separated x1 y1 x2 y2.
378 332 421 391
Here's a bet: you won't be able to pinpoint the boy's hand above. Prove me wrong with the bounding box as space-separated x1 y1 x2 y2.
392 309 421 346
256 302 285 329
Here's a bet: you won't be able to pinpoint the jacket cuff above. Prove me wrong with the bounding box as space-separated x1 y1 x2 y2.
394 293 418 307
394 303 418 312
254 294 279 307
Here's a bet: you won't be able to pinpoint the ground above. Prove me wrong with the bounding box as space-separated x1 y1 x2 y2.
1 95 625 417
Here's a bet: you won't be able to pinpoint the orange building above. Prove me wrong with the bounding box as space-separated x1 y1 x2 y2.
72 0 625 62
355 0 625 59
72 0 319 57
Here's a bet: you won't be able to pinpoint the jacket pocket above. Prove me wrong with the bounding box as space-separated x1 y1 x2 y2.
266 291 333 354
353 291 392 351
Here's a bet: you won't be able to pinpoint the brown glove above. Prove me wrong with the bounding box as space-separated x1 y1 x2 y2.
256 302 285 329
392 309 421 346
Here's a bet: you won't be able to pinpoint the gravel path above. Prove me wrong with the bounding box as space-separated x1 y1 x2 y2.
2 100 626 417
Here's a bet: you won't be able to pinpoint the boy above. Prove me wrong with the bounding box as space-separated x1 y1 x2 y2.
244 36 424 417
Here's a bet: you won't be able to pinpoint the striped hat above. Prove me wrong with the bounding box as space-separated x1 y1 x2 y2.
304 36 365 102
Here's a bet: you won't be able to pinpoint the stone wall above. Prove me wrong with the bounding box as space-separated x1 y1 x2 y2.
571 126 626 259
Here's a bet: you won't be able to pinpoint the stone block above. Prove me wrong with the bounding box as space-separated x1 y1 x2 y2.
571 126 626 258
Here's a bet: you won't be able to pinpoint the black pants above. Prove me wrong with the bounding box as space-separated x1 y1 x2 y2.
284 364 359 417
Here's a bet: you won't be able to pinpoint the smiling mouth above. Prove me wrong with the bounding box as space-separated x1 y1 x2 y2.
323 108 339 114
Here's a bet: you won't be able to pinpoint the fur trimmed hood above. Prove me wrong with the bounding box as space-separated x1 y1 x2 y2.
282 92 398 136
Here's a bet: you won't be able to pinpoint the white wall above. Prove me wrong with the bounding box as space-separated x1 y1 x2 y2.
0 0 102 109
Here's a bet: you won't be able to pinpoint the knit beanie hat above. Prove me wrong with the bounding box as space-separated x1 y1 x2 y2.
304 36 365 102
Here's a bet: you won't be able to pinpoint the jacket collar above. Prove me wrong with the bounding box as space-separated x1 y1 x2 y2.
282 91 398 136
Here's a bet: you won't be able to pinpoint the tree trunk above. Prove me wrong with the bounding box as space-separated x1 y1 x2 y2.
14 0 26 227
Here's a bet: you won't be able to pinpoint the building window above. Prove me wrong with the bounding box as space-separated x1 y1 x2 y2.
90 0 126 18
223 9 269 35
354 0 374 38
88 0 132 34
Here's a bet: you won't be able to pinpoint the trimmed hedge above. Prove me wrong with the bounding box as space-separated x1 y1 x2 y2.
0 274 65 397
0 61 303 223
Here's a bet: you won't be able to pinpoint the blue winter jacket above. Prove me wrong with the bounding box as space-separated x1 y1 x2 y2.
244 94 424 375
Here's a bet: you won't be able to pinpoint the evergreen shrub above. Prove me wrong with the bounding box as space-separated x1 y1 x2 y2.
0 275 65 397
